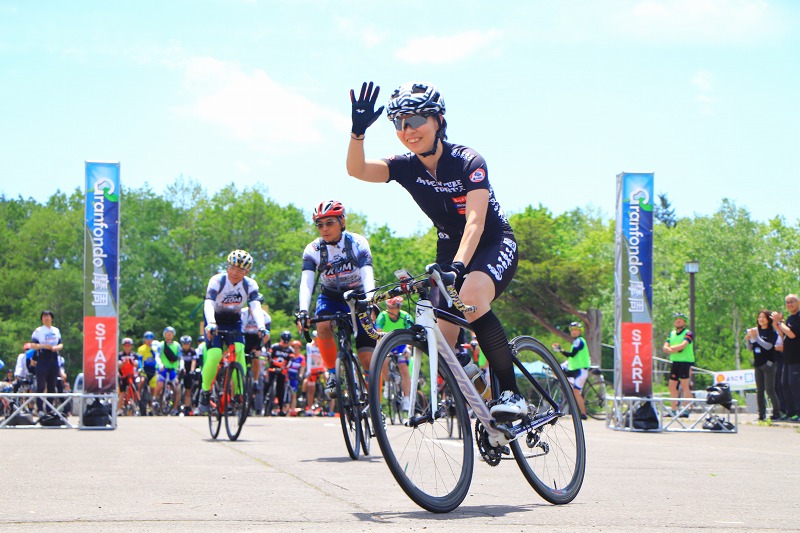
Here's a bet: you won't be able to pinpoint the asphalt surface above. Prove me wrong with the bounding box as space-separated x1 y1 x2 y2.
1 412 798 532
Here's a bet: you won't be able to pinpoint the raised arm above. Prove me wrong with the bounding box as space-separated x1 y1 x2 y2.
346 81 390 183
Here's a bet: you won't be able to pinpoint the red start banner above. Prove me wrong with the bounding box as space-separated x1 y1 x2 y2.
620 322 653 396
83 316 117 393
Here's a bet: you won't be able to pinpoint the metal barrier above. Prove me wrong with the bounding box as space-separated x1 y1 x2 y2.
607 395 738 433
0 392 117 430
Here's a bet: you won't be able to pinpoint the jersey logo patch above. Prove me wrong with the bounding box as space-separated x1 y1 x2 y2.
451 195 467 215
469 169 486 183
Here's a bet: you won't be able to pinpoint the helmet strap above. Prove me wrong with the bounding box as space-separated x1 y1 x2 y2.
419 116 443 158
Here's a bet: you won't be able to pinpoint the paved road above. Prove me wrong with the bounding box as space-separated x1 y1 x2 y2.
1 414 798 532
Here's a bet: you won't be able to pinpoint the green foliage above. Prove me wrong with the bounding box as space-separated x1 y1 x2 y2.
1 182 797 383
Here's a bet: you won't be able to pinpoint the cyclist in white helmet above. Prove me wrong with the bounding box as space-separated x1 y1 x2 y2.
345 81 524 417
198 249 268 414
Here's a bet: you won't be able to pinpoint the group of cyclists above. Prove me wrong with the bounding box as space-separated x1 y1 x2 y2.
116 320 332 417
118 78 538 424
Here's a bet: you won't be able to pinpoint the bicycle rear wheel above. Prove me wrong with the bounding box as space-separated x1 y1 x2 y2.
225 362 247 441
336 355 361 459
583 375 607 420
508 336 585 504
368 329 473 513
208 374 223 440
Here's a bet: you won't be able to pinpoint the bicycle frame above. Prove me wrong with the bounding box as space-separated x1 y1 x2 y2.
398 273 564 446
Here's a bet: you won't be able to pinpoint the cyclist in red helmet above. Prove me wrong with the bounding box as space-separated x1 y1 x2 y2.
297 200 376 400
345 81 524 417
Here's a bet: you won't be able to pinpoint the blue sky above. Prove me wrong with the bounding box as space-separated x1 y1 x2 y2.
1 0 798 236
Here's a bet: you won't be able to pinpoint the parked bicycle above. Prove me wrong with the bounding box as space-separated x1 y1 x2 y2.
361 265 586 513
582 367 607 420
300 305 371 460
207 332 248 441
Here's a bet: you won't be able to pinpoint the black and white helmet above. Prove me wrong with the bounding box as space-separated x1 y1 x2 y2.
386 82 445 121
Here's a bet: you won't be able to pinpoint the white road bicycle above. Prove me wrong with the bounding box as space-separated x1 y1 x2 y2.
357 265 586 513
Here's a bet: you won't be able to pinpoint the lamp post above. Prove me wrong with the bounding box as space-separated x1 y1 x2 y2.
684 260 700 335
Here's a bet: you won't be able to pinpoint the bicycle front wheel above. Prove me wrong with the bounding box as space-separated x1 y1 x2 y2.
509 336 586 504
583 375 607 420
369 329 473 513
225 362 247 441
208 374 223 440
336 355 361 460
354 360 371 456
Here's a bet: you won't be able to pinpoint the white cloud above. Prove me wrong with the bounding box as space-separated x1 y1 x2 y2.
394 29 503 65
334 17 386 48
619 0 775 43
171 56 349 147
691 70 713 92
690 70 716 113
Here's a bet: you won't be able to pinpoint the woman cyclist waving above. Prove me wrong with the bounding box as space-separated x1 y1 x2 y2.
345 81 523 416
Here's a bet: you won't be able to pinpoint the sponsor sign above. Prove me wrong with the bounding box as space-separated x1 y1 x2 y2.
615 173 654 396
83 162 120 393
714 369 757 391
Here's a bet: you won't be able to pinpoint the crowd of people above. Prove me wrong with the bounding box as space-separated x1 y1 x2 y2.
745 294 800 422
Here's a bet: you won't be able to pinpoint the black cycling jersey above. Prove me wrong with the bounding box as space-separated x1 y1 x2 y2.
383 142 513 244
269 343 293 368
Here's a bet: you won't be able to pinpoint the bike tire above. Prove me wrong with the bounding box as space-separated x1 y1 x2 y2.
336 355 361 460
508 336 586 505
387 378 399 425
355 360 371 456
242 371 253 423
225 362 247 441
368 329 473 513
161 381 177 415
583 377 607 420
208 373 223 440
264 374 277 416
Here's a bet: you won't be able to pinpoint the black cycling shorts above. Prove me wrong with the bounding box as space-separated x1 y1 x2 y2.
434 234 518 314
182 370 194 389
244 333 262 354
669 361 693 381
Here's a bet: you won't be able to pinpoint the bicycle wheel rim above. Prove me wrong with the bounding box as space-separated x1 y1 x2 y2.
225 363 246 441
509 336 586 504
584 380 607 420
242 373 253 423
368 329 473 513
336 356 361 459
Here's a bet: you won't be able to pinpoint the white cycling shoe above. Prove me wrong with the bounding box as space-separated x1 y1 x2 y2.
490 390 527 417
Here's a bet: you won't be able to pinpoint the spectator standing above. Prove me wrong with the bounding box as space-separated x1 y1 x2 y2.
31 310 63 417
663 312 695 416
745 310 781 421
772 294 800 422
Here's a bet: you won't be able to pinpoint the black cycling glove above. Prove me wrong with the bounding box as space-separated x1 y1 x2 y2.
441 261 466 285
350 81 384 136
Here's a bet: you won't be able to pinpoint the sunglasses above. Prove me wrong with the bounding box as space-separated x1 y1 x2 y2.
315 220 339 229
393 114 429 131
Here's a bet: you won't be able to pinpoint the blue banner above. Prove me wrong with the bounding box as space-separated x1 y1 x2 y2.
615 172 654 397
83 162 120 394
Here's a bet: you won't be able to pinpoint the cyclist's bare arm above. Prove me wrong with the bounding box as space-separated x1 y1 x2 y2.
346 139 390 183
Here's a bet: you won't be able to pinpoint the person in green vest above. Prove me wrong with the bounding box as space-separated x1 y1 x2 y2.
155 326 181 415
376 296 415 412
663 312 695 416
553 321 591 420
